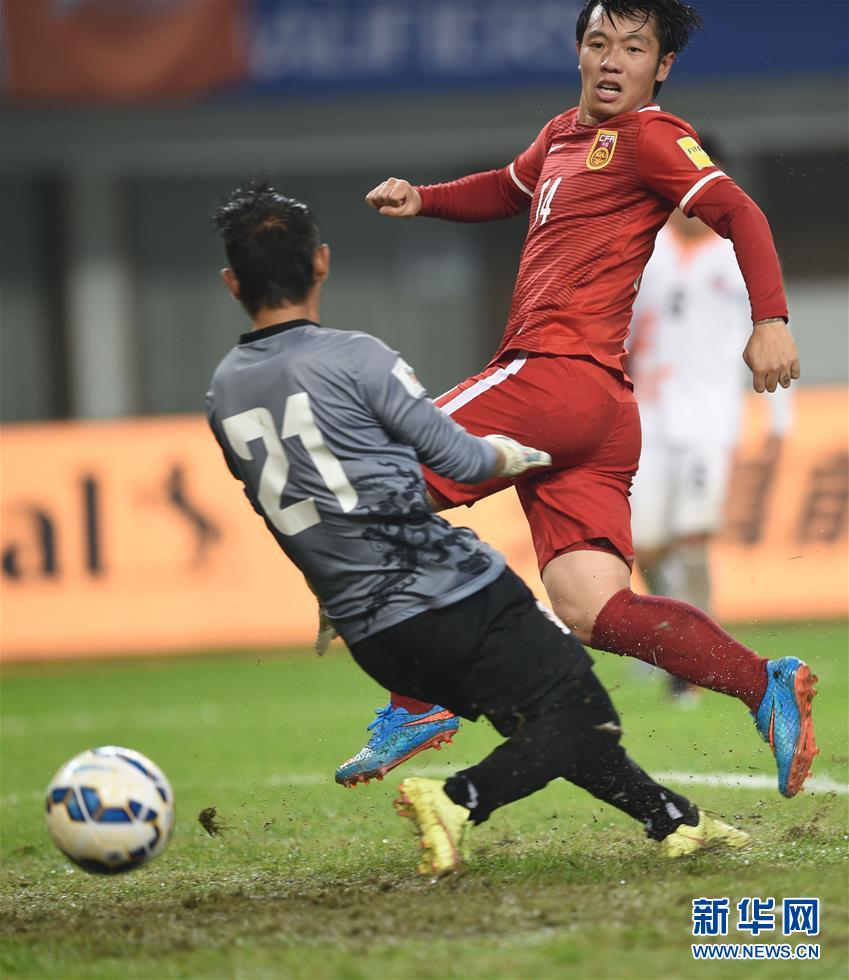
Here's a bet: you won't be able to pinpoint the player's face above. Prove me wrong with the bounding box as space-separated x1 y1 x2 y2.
576 6 675 123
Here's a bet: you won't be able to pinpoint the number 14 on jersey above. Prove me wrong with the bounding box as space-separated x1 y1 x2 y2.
535 177 562 226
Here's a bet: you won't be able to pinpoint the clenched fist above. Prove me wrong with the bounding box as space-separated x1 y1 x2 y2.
743 319 801 393
365 177 422 219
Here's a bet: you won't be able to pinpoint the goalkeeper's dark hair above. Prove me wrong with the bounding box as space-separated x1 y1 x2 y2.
576 0 703 55
213 180 320 316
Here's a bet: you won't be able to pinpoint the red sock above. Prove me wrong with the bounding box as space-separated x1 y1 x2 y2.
590 589 767 712
390 694 435 714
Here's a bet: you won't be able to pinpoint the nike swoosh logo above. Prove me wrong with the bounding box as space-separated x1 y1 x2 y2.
403 709 455 727
548 143 566 154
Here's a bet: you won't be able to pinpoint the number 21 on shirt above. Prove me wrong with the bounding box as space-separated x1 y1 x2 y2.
222 393 358 536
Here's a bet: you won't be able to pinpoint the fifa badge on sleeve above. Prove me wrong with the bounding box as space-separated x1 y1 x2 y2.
676 137 714 170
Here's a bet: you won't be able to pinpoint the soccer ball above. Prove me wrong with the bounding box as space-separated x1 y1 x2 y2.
45 746 175 874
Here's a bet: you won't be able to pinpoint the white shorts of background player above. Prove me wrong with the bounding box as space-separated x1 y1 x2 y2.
631 439 733 552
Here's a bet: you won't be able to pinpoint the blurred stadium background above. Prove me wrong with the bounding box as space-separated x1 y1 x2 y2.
1 0 846 660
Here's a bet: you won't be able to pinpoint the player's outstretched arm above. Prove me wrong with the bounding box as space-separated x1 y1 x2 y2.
365 177 422 219
354 337 550 484
365 168 535 223
385 387 551 483
365 120 550 224
743 318 801 393
636 120 798 394
687 180 798 393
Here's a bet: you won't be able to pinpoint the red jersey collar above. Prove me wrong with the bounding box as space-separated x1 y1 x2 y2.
572 103 661 130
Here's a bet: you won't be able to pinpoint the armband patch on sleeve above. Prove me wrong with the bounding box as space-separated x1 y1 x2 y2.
391 358 426 398
676 137 714 170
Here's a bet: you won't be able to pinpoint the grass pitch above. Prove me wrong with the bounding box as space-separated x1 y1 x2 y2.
2 622 847 979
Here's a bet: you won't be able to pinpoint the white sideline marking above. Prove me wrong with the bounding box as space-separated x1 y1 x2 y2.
277 768 849 794
2 702 223 737
656 770 849 794
4 769 846 808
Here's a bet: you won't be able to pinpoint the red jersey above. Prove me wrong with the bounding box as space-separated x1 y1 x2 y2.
417 105 787 376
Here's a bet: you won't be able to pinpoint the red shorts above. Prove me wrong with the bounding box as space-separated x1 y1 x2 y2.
425 352 641 571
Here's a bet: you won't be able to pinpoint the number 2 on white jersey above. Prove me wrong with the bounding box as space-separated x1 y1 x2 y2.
222 393 358 536
534 176 562 226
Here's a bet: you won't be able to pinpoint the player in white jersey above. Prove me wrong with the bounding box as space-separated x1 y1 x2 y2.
628 141 790 697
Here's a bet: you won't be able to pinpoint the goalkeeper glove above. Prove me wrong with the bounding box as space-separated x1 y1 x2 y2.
314 603 337 656
484 434 552 477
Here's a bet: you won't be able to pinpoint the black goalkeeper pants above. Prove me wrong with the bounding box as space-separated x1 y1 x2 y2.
350 567 696 839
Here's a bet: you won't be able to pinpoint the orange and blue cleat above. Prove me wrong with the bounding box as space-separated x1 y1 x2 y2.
335 702 459 786
754 657 819 797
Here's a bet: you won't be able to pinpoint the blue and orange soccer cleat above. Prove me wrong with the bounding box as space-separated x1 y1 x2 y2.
335 702 460 787
754 656 819 798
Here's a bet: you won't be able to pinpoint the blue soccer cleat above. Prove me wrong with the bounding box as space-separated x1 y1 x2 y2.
754 656 819 798
336 702 460 787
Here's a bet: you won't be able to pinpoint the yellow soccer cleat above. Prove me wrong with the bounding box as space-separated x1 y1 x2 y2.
393 777 472 877
660 811 752 858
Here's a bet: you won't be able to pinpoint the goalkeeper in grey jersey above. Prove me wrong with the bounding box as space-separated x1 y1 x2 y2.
206 181 750 877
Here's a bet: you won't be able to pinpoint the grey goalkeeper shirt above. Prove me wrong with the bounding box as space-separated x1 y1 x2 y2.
206 319 506 645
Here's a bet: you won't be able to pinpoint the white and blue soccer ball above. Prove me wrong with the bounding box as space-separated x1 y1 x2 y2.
45 746 175 874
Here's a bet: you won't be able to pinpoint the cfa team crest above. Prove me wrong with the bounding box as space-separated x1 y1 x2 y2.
586 130 618 170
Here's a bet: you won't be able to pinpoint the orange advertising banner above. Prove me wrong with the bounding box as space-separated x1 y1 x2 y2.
708 387 848 622
2 0 245 104
1 389 847 661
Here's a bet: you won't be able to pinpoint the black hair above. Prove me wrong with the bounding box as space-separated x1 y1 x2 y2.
576 0 702 96
576 0 703 55
213 180 319 317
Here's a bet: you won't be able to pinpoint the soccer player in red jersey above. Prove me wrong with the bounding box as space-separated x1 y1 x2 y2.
335 0 818 798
